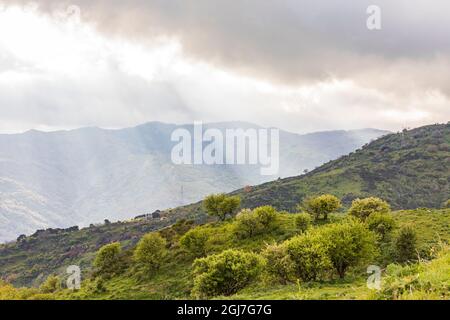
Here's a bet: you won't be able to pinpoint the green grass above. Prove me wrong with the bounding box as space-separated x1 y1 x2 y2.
33 208 447 300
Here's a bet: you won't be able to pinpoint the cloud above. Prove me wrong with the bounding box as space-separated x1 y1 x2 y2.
0 1 449 134
3 0 450 96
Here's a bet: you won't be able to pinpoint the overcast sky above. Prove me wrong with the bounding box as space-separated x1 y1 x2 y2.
0 0 449 134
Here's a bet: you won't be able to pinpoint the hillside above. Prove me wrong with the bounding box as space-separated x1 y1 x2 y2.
1 208 449 299
0 122 386 242
236 123 450 211
0 123 448 288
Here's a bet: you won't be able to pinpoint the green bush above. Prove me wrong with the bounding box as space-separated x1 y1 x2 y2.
295 213 312 233
180 227 209 257
366 212 396 241
261 243 294 284
348 197 391 221
203 194 241 221
321 218 378 278
234 206 278 238
39 275 61 293
192 249 263 298
395 226 418 263
93 242 123 278
285 232 332 282
301 194 341 221
134 233 167 275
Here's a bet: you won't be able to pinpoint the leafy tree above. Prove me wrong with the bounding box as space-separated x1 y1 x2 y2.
366 212 396 241
39 275 61 293
253 206 278 227
261 243 294 284
285 232 332 281
134 233 167 275
180 227 209 257
395 226 418 263
348 197 391 221
321 218 378 278
192 249 263 298
295 213 312 233
94 242 122 278
301 194 341 221
203 194 241 221
234 206 278 238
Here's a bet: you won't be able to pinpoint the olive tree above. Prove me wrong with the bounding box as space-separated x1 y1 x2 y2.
348 197 391 221
301 194 342 221
203 194 241 221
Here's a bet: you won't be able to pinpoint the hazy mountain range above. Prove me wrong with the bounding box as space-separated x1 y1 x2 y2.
0 121 388 242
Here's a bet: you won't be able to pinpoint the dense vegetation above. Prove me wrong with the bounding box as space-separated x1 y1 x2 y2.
1 193 449 300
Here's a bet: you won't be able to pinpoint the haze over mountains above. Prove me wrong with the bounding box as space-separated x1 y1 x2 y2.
0 121 388 242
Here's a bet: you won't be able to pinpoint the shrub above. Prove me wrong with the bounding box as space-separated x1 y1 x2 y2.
295 213 312 233
301 195 341 221
180 227 209 257
93 242 122 278
39 275 61 293
321 218 378 278
191 249 263 298
234 209 261 238
366 212 396 241
348 197 391 221
134 233 167 275
261 243 294 284
203 194 241 221
234 206 278 238
285 232 332 282
395 226 418 263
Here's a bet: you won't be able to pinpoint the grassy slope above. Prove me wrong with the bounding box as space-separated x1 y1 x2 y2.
55 208 449 300
236 123 450 211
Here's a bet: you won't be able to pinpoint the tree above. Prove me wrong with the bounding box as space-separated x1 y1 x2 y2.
348 197 391 221
301 194 342 221
203 194 241 221
234 206 278 238
134 233 167 275
284 232 332 282
295 213 312 233
261 243 294 284
366 212 396 241
321 218 378 278
180 227 209 258
192 249 263 298
395 226 418 263
94 242 122 278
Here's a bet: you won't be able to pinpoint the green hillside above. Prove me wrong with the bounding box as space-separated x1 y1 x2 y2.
236 123 450 211
0 123 449 297
1 208 449 300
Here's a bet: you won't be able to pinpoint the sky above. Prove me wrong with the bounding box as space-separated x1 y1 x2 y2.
0 0 449 134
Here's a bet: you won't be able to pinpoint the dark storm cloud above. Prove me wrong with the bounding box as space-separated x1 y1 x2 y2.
3 0 450 94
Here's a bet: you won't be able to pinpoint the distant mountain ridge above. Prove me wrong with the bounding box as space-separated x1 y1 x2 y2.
0 121 388 242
